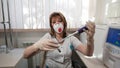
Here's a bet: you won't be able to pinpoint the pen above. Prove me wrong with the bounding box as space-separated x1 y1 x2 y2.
57 49 61 52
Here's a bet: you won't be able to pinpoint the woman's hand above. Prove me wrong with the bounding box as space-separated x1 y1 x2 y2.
85 21 95 40
33 39 59 51
79 21 95 56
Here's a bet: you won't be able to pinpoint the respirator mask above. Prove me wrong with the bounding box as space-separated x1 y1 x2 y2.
53 23 63 33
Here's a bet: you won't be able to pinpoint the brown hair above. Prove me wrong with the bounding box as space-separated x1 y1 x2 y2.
49 12 67 38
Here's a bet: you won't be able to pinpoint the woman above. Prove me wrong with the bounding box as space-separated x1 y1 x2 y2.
23 12 95 68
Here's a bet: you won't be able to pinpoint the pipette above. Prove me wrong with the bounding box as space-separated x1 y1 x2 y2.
57 26 88 52
59 26 88 43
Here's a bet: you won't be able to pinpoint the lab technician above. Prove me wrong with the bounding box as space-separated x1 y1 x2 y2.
24 12 95 68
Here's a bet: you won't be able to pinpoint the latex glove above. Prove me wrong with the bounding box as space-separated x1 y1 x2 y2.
33 39 59 51
85 21 95 40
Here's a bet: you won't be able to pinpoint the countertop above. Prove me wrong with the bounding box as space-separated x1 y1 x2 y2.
77 51 107 68
0 48 24 68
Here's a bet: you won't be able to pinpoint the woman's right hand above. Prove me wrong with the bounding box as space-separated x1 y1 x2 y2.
33 39 59 51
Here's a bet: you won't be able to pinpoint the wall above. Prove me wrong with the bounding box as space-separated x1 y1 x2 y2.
95 0 107 24
0 31 46 47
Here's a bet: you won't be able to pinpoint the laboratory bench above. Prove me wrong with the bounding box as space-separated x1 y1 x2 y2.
0 48 27 68
76 51 107 68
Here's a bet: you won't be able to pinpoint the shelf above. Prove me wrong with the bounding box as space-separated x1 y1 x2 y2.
12 29 50 32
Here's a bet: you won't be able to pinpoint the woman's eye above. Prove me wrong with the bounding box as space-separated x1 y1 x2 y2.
52 22 55 24
59 20 62 22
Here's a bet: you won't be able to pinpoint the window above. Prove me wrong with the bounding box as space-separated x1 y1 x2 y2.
6 0 94 29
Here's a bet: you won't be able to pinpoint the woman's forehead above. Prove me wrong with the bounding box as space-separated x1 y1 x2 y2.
52 16 61 21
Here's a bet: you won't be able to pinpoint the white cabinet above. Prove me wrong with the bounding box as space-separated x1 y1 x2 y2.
93 25 108 58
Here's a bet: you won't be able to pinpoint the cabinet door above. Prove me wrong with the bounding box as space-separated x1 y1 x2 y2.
15 58 28 68
94 25 108 58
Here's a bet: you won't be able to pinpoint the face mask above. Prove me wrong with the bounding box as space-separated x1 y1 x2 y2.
53 23 63 33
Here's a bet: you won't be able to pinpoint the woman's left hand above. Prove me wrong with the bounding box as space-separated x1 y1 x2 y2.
85 21 95 40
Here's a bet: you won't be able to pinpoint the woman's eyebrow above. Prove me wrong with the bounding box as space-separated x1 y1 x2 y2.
58 18 62 21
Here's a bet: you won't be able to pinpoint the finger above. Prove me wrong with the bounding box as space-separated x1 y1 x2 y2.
83 29 89 34
43 44 57 50
47 42 60 48
86 21 95 28
43 48 56 51
45 44 59 49
86 23 93 29
88 31 95 37
89 23 95 28
84 27 95 36
48 40 58 44
86 24 95 33
84 28 94 36
88 20 95 24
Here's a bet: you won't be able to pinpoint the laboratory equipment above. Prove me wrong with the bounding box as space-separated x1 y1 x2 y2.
57 26 88 52
103 25 120 68
59 26 88 43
